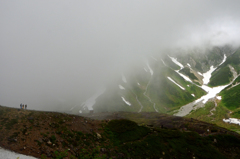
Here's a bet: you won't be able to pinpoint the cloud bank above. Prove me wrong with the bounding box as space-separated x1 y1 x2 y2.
1 0 240 110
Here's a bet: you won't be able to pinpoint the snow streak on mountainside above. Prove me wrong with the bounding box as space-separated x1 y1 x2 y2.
81 87 106 111
168 55 184 69
202 66 216 84
175 51 240 116
121 97 131 106
119 85 125 90
167 77 185 90
73 46 239 117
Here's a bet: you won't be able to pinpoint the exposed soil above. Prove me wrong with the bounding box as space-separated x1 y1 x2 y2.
0 106 240 159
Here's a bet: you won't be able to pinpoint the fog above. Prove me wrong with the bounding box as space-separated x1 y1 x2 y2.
1 0 240 111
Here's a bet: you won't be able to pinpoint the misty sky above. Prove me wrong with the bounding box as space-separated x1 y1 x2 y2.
1 0 240 110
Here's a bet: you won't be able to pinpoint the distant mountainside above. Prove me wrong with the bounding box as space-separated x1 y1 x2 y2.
69 45 240 132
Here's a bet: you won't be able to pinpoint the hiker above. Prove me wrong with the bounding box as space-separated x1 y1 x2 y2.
25 104 27 109
20 103 22 109
22 104 24 109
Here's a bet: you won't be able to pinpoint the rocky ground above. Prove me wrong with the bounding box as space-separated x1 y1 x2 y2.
0 106 240 159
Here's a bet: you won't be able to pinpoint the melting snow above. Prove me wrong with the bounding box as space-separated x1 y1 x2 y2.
167 77 185 90
119 85 125 90
177 71 193 82
168 55 184 69
216 96 222 100
0 147 37 159
122 74 127 83
137 83 140 86
191 94 195 97
219 54 227 66
198 72 203 76
187 85 190 87
82 87 106 110
202 55 227 84
187 63 191 67
196 85 228 104
146 61 154 75
121 97 131 106
223 118 240 125
202 66 216 84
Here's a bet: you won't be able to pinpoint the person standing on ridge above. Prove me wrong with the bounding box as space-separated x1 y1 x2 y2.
20 103 22 109
25 104 27 109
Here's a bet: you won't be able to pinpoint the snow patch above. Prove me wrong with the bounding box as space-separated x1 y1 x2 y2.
202 54 227 84
191 94 195 97
177 71 192 82
216 96 222 100
187 85 190 87
168 55 184 69
146 61 153 75
121 97 131 106
223 118 240 125
122 74 127 83
187 63 191 67
119 85 125 90
196 85 228 104
144 68 148 72
137 83 140 86
198 72 203 76
167 77 185 90
79 110 82 113
202 66 216 84
0 147 37 159
82 87 106 110
219 54 227 66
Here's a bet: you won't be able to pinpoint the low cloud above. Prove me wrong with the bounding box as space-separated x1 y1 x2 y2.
1 0 240 110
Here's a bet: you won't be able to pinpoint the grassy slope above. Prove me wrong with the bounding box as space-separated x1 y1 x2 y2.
209 66 233 87
209 49 240 87
179 67 198 80
148 66 206 113
186 101 240 133
219 82 240 111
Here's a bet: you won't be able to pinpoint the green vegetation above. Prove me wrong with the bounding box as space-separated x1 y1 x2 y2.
209 49 240 87
5 118 18 130
209 66 232 87
187 101 240 133
220 84 240 110
104 119 240 159
147 66 206 113
179 67 198 80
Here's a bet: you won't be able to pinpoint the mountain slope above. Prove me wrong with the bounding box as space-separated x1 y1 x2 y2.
209 49 240 87
70 46 237 116
1 106 240 159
